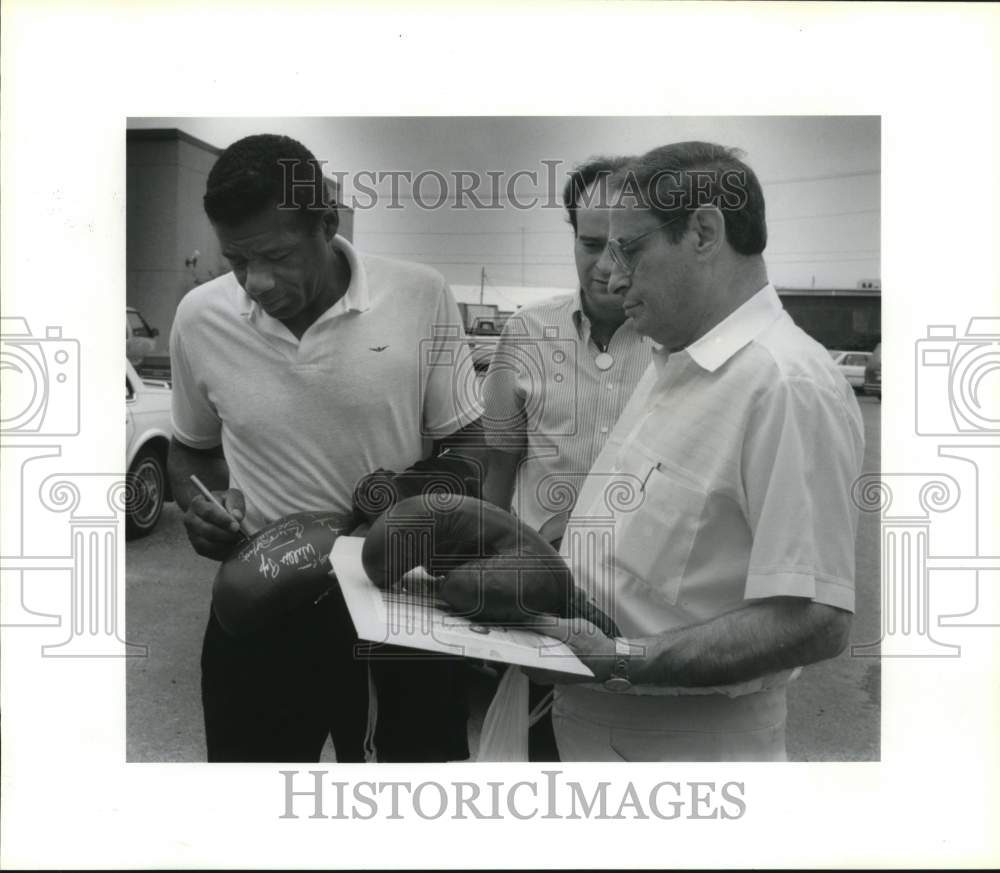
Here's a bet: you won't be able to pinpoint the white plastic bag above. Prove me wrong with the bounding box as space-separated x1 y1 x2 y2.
476 666 530 762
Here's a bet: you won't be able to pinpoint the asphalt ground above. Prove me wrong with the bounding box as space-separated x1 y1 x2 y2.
126 396 881 762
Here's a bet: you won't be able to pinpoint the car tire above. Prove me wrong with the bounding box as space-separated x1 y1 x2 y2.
126 444 166 539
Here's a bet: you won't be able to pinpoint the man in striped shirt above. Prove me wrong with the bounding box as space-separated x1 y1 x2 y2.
481 157 651 542
481 156 651 759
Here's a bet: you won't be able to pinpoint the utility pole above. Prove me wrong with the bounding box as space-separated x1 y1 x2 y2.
480 266 485 305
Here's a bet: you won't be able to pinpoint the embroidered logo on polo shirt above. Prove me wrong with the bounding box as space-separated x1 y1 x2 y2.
369 345 389 352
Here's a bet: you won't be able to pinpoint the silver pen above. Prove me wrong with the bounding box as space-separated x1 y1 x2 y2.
189 474 255 539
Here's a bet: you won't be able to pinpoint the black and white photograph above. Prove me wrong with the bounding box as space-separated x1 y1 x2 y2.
2 2 997 869
123 116 882 767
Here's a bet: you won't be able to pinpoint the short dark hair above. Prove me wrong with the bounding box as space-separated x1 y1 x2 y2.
203 133 334 233
614 142 767 255
562 155 632 235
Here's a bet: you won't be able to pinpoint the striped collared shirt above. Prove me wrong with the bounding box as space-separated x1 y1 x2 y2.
481 291 652 533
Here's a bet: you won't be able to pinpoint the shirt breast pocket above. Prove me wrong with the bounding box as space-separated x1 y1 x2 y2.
613 459 707 605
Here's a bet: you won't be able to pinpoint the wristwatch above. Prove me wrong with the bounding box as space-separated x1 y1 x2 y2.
603 637 633 692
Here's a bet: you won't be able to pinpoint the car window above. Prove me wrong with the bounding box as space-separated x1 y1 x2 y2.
127 311 152 337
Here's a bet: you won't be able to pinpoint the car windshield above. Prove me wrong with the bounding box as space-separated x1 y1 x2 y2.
128 311 152 336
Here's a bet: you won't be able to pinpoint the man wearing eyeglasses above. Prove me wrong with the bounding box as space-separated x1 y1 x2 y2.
480 156 651 759
529 141 864 761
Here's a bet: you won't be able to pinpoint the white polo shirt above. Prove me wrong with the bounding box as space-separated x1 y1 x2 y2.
170 236 483 532
481 292 651 533
560 284 865 696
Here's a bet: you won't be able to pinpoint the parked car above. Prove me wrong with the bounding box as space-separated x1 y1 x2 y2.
829 350 871 391
863 343 882 401
126 306 159 366
126 359 172 538
467 323 502 372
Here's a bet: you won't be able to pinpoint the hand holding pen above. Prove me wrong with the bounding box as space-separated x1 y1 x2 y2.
183 475 257 561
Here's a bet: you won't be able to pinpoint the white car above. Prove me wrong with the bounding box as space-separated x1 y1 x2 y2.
126 306 159 366
126 358 172 538
828 350 872 391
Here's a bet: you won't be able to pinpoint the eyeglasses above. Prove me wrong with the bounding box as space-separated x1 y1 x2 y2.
607 216 684 275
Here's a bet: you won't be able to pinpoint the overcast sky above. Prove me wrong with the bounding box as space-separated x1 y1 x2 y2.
129 116 880 307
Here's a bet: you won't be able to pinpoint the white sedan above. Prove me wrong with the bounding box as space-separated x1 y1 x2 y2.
126 359 173 538
828 350 872 390
126 306 159 366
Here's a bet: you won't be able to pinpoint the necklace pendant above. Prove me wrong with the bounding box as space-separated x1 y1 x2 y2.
595 352 614 371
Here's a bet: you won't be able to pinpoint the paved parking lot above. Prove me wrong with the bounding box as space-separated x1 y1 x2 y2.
126 396 881 762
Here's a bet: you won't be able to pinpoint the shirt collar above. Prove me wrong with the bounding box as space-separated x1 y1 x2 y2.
572 289 647 346
570 290 586 339
239 234 371 324
685 283 784 372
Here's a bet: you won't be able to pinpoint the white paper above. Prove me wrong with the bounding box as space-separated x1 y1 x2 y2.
330 536 594 677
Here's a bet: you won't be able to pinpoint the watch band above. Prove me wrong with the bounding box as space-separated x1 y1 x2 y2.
603 637 633 692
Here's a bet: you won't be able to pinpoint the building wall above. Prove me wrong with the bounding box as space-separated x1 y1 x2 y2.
126 136 183 355
175 136 229 297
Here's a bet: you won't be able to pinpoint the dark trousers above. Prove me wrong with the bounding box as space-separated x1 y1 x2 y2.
201 588 471 763
528 678 560 762
528 531 562 762
367 645 470 763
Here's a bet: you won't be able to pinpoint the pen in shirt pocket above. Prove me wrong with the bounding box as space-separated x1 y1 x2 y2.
639 462 663 491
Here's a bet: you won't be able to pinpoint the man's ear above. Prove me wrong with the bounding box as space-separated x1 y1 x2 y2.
321 206 340 242
690 206 725 258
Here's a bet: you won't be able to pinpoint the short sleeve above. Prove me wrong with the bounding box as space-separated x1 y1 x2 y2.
480 316 529 452
169 319 222 449
420 282 484 438
741 378 864 612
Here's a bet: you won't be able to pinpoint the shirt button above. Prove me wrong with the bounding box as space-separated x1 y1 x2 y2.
600 427 609 434
607 384 614 392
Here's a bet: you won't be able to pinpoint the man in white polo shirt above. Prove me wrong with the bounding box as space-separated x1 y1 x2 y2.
168 133 484 762
531 141 864 761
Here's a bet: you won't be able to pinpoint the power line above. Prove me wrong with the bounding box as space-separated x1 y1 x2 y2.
366 246 881 258
357 207 878 236
366 252 575 260
481 272 525 308
760 169 880 185
768 208 879 222
765 255 879 264
767 248 880 255
419 260 577 267
340 168 879 202
362 229 571 236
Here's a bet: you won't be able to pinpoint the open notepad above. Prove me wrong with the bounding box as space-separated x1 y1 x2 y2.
329 536 593 677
